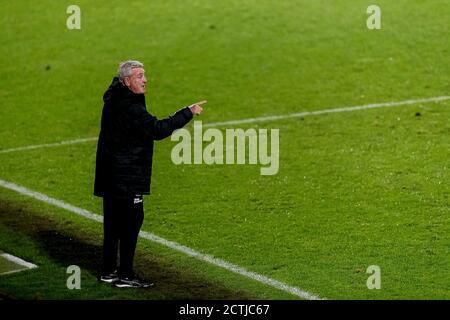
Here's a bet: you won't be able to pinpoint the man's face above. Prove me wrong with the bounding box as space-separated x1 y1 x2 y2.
124 67 147 94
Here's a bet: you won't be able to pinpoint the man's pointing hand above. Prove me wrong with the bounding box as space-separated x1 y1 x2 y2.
189 100 207 116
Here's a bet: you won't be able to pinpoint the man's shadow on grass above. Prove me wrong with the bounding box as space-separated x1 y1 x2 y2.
0 198 252 299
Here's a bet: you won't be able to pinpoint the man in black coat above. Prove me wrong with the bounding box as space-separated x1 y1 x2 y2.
94 60 205 287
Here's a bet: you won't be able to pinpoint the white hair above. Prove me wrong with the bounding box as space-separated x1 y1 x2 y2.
117 60 144 80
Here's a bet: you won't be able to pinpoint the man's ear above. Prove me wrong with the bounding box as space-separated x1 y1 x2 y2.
123 77 130 86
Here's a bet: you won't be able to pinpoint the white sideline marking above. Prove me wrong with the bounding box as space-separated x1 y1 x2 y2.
1 253 37 276
1 96 448 154
0 137 98 154
0 178 322 300
203 95 450 127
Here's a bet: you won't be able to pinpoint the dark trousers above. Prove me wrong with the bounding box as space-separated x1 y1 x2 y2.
102 195 144 278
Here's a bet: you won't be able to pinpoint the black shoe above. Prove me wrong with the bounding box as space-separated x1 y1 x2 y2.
114 276 154 288
100 271 119 283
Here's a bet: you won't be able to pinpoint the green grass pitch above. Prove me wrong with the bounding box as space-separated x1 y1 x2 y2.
0 0 449 299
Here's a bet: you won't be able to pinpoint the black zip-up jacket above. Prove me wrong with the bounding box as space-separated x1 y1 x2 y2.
94 77 193 197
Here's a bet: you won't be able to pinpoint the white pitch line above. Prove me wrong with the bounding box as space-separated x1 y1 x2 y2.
203 95 450 127
0 178 322 300
1 253 38 276
0 137 98 154
1 96 448 155
1 253 37 270
0 269 34 276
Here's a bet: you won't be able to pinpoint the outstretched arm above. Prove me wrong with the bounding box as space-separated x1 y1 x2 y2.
124 100 207 141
